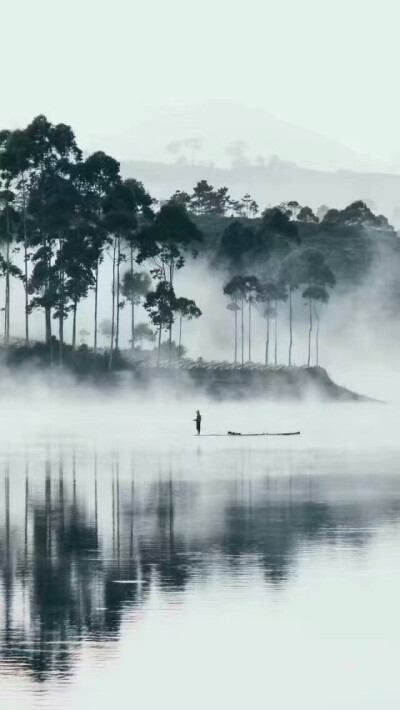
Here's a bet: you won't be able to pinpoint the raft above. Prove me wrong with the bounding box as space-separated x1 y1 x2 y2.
197 431 300 437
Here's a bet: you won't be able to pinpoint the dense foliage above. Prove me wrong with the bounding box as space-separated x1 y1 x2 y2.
1 115 397 371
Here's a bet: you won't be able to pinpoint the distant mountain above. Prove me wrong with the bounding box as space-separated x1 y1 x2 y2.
120 158 400 224
103 101 372 173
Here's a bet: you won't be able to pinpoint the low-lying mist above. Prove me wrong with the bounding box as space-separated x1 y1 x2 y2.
1 214 400 405
0 368 396 467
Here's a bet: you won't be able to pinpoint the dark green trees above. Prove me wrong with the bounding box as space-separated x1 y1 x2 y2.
257 282 284 366
280 251 303 366
191 180 231 216
0 187 21 345
170 182 259 218
217 221 256 272
121 270 151 350
133 323 156 350
79 151 120 352
0 127 32 345
1 115 206 369
175 297 202 365
145 283 202 366
123 179 154 351
302 285 329 366
144 281 177 365
1 112 377 372
226 301 240 363
224 276 247 365
103 182 140 369
223 275 260 364
138 202 202 354
301 250 335 366
25 117 82 358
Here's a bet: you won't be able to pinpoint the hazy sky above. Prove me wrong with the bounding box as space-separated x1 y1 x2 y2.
2 0 399 164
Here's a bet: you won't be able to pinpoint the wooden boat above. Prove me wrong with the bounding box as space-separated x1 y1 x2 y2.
197 431 300 437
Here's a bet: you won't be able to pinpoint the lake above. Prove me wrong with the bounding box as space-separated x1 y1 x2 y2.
1 391 400 709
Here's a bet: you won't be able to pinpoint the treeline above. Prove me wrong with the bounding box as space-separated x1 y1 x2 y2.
173 185 397 366
0 115 204 368
0 115 395 370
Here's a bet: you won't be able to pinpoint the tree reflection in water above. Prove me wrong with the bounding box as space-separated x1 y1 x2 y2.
0 454 399 682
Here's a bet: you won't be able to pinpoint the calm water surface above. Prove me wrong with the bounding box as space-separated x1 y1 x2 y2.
1 397 400 708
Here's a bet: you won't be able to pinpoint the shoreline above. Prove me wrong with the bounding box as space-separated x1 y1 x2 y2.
125 362 370 402
0 343 371 401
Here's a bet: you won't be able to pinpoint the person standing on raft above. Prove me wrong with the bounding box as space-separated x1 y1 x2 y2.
194 410 202 435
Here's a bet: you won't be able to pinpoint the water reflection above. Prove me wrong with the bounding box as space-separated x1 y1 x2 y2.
1 454 400 684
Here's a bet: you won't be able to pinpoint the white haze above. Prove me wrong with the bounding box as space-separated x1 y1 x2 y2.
3 0 400 170
2 225 400 403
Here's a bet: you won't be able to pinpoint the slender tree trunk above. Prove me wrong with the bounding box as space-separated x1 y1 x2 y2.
49 316 53 364
168 317 172 362
179 316 182 366
248 298 251 363
168 258 174 362
25 468 29 560
94 458 98 543
265 306 270 366
24 240 29 346
157 324 162 366
59 239 64 366
4 201 10 346
22 179 29 347
288 288 293 366
307 297 313 367
59 310 63 366
115 236 121 352
44 236 52 362
108 240 117 371
94 260 99 352
45 307 52 347
59 288 64 366
314 303 320 366
274 300 278 366
72 302 77 351
130 245 135 351
234 308 237 364
241 297 244 365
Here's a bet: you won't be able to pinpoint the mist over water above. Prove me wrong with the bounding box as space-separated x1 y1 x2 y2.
1 384 400 708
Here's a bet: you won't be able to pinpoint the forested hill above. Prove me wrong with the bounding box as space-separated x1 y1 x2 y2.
1 114 399 375
121 159 400 224
196 204 400 292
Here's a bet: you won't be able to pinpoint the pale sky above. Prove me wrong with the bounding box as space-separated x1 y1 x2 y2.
2 0 399 166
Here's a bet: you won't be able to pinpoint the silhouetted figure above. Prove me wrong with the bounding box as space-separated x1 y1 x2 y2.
194 410 202 435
